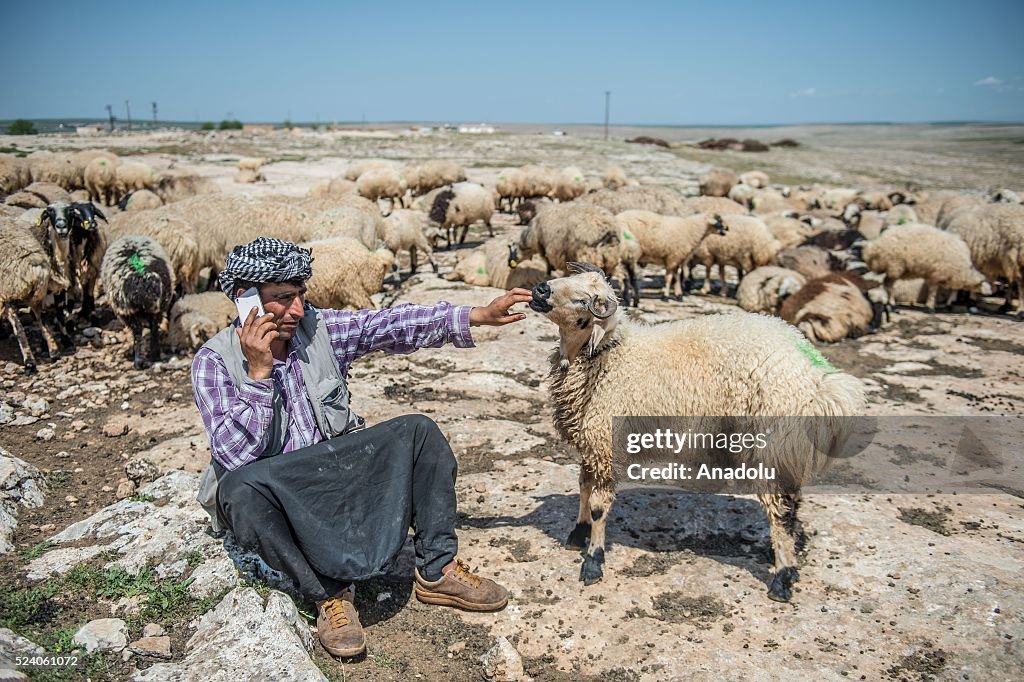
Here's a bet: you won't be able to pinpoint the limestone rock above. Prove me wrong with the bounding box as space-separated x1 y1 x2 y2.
480 636 526 682
74 618 127 653
0 448 46 553
133 588 325 682
128 635 171 659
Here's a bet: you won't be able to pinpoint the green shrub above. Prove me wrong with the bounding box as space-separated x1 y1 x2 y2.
200 121 215 131
218 119 243 130
7 119 37 135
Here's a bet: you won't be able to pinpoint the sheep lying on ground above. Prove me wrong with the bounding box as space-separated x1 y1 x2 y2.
863 223 986 312
381 209 436 276
237 157 267 172
117 189 163 211
308 176 357 197
167 291 237 350
100 235 175 368
680 196 747 216
428 182 495 247
779 271 884 342
691 214 782 295
776 245 840 280
762 213 815 249
0 217 63 373
603 166 629 190
736 266 807 313
528 262 866 602
444 237 548 290
302 237 396 310
615 209 726 298
152 170 219 204
699 169 737 197
739 170 769 188
234 169 265 184
944 203 1024 317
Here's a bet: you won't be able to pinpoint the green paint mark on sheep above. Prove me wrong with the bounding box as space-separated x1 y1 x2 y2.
476 266 486 275
792 333 837 373
623 230 635 241
127 253 147 275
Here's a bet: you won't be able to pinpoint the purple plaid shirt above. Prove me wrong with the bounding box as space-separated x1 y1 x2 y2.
191 302 474 471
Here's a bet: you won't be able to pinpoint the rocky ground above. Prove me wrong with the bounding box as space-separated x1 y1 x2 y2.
1 125 1022 681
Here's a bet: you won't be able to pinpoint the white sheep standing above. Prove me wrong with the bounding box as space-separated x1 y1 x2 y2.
0 217 63 373
691 214 782 295
551 166 587 202
862 223 986 312
115 161 157 202
308 176 357 197
237 157 267 172
403 160 466 196
578 186 690 216
84 156 119 205
100 235 175 368
738 170 770 188
614 209 726 298
736 266 807 314
302 237 396 310
427 182 495 248
527 263 866 601
0 156 33 196
356 167 408 213
380 209 437 276
168 291 238 351
944 203 1024 317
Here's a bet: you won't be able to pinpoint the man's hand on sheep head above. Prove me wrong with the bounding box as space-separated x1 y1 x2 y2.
469 288 534 326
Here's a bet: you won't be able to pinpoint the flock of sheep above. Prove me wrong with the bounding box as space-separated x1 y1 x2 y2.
0 147 1022 377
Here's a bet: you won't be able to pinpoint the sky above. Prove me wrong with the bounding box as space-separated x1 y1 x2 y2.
2 0 1022 126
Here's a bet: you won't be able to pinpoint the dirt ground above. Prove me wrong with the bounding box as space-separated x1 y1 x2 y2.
0 123 1022 681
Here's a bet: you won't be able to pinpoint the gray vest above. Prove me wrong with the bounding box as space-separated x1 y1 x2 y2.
196 306 364 532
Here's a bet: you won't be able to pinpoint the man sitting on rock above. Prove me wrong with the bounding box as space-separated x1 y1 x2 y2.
190 237 531 658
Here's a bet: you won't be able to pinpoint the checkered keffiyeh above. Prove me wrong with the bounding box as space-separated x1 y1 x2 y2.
219 237 314 299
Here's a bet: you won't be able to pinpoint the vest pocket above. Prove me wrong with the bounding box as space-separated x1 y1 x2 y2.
318 379 352 437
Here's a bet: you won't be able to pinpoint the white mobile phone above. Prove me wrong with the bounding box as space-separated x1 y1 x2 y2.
235 286 265 322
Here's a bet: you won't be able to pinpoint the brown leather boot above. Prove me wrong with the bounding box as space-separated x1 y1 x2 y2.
414 558 509 611
315 586 366 658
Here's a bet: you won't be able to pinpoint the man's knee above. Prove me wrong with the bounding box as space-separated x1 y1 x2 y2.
394 413 442 438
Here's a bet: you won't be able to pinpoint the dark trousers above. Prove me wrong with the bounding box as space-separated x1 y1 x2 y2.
215 414 459 602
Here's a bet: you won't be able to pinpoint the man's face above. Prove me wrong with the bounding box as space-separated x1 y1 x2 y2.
245 282 307 340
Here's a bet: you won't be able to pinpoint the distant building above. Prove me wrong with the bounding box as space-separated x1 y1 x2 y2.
242 124 274 134
76 125 103 136
458 123 495 134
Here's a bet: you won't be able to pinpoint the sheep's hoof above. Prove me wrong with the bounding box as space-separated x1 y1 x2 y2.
23 363 37 376
133 358 151 370
767 567 799 603
1014 311 1024 322
47 349 62 360
968 306 981 315
579 547 605 585
565 522 591 550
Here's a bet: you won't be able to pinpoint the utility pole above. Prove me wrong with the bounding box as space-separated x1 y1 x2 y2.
152 101 157 127
125 100 132 132
106 104 114 131
604 91 611 141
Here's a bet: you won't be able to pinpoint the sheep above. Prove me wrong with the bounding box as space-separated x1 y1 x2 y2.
69 150 118 187
855 191 893 212
736 266 807 314
779 271 884 342
762 213 815 249
84 156 119 205
301 237 396 310
602 166 629 190
738 170 769 188
528 262 866 601
750 189 797 215
344 159 398 181
152 170 219 204
66 202 108 319
115 161 157 202
117 189 163 211
4 182 71 209
691 214 782 295
380 209 436 276
699 169 737 197
28 152 80 189
680 196 747 216
234 168 265 184
308 176 357 197
727 182 756 208
0 155 33 197
356 167 407 213
0 217 63 373
307 206 382 248
776 245 840 280
444 237 548 290
862 223 986 312
991 188 1021 204
403 160 466 196
108 212 201 293
428 182 495 248
520 164 559 199
944 203 1024 317
496 168 529 211
237 157 267 171
100 235 175 368
167 291 237 350
518 204 622 279
551 166 587 202
577 186 689 216
614 209 727 298
816 188 859 212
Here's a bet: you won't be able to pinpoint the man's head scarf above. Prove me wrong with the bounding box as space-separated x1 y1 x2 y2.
219 237 314 299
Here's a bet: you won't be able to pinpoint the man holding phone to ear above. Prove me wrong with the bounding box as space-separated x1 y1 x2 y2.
190 237 532 659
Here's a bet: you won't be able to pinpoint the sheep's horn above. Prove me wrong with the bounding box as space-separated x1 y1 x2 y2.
567 262 604 275
586 294 618 319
